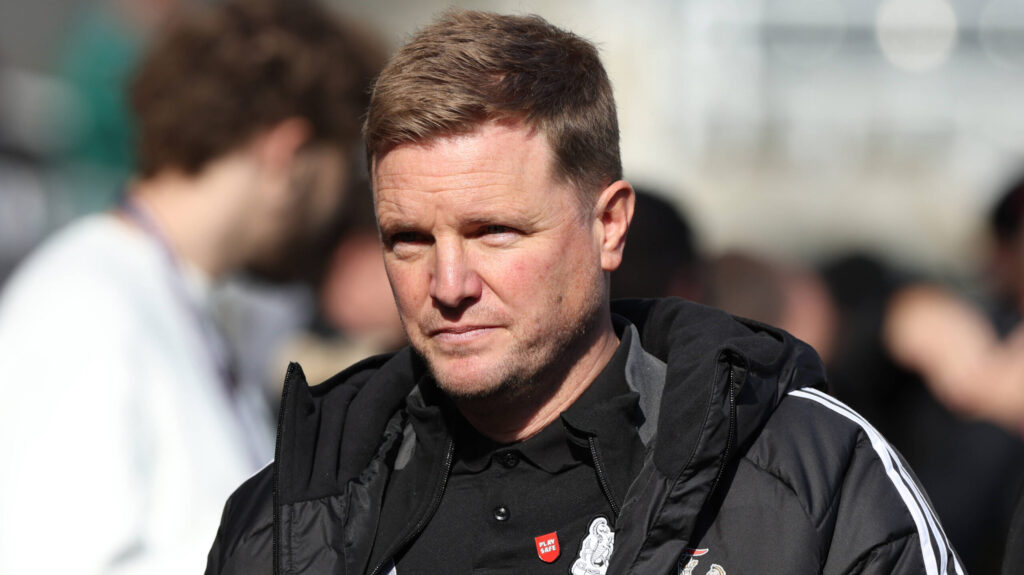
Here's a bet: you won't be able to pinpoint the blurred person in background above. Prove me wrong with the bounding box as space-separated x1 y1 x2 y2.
703 250 837 363
609 188 704 302
274 180 406 387
876 172 1024 573
987 170 1024 575
0 0 379 573
882 171 1024 431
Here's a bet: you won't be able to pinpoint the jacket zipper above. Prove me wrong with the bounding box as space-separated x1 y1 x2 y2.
710 365 738 492
273 362 299 575
366 437 455 575
589 436 621 519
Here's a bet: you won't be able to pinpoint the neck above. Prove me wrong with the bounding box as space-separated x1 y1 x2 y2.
455 311 620 444
125 160 255 278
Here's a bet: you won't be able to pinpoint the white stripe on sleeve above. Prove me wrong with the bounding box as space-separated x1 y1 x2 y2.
788 388 963 575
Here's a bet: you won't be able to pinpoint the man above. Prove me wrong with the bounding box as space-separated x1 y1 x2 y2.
208 10 961 574
0 1 378 573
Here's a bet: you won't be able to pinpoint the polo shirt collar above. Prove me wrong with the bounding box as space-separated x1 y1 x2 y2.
560 318 641 436
450 319 645 486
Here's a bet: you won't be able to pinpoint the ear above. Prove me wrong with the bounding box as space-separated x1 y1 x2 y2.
595 180 635 272
254 117 312 173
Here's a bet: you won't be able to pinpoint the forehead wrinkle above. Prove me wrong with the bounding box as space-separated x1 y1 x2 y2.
375 122 557 181
374 195 423 230
373 122 571 230
377 184 539 231
376 160 534 192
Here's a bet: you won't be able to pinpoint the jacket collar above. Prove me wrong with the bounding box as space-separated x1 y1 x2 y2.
605 298 827 573
272 298 827 575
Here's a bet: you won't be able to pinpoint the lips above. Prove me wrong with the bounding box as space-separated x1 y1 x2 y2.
425 324 504 348
430 324 487 334
429 325 498 337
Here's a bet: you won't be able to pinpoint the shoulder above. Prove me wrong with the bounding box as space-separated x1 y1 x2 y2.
7 215 150 274
1004 487 1024 575
0 215 158 316
745 387 922 523
744 388 865 500
743 387 959 572
0 216 163 376
206 463 274 575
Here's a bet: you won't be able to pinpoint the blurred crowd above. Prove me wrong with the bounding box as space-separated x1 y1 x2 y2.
0 0 1023 574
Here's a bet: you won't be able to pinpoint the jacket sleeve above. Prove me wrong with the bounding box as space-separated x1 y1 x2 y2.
785 388 963 575
1004 485 1024 575
206 465 275 575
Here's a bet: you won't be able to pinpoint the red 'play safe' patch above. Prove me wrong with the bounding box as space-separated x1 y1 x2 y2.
535 531 560 563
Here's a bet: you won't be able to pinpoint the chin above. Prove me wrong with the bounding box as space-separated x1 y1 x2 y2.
430 366 496 399
427 356 515 401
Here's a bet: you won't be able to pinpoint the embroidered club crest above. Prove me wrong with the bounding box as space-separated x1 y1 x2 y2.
535 531 560 563
571 517 615 575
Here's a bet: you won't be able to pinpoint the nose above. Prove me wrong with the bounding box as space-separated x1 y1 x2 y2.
429 239 482 309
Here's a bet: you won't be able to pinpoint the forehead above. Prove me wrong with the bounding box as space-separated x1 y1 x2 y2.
372 122 557 198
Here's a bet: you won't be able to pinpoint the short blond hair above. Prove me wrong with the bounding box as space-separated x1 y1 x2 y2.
364 10 621 199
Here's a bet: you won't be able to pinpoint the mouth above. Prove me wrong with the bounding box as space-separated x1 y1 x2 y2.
428 325 500 343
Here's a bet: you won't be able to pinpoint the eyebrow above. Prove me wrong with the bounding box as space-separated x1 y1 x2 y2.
375 217 418 234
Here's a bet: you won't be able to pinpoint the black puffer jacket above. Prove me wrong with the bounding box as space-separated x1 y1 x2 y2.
207 298 961 574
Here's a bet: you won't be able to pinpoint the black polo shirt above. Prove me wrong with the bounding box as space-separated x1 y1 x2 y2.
379 327 646 574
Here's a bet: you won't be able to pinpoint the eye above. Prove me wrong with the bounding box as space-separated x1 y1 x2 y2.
388 231 429 245
482 225 514 235
384 230 432 257
477 224 520 246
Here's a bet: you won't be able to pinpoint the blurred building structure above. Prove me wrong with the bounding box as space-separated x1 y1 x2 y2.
3 0 1024 277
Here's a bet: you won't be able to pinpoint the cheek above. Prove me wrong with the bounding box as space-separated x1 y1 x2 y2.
479 250 556 298
383 263 423 314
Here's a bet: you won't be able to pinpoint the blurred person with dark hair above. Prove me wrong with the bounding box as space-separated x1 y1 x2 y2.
992 170 1024 575
882 170 1024 435
208 10 958 575
0 1 380 572
609 188 702 301
987 170 1024 331
273 180 406 386
704 250 838 363
878 172 1024 573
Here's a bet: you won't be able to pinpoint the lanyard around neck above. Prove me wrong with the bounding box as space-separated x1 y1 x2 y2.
118 199 239 393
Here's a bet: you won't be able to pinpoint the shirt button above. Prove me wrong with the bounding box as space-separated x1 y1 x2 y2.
493 506 511 521
497 450 520 468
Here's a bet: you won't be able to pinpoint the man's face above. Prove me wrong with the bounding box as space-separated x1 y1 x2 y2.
373 122 610 400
